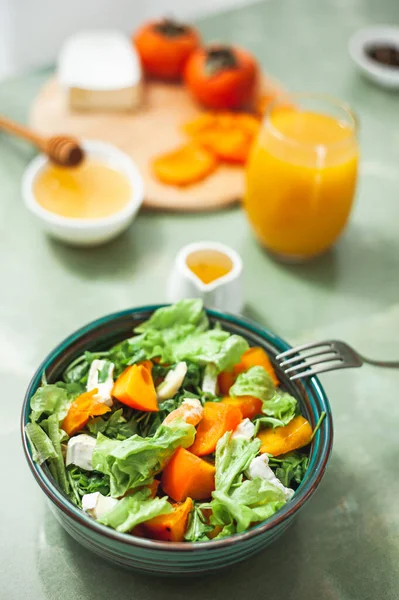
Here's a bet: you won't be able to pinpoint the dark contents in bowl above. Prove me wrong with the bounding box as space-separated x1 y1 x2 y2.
366 43 399 68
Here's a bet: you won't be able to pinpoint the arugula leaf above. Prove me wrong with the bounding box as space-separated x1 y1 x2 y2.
92 419 196 497
184 504 213 542
25 422 57 464
67 466 110 506
87 408 138 440
98 488 172 533
269 452 309 488
214 432 261 494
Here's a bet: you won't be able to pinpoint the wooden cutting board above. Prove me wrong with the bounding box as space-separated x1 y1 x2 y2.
30 77 284 212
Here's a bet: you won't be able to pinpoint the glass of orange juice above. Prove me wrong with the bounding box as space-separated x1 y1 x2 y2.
244 93 359 260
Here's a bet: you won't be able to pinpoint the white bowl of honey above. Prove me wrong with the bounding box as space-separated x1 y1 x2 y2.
167 241 243 313
22 140 144 246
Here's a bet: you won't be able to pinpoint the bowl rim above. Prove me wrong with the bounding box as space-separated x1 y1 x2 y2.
21 304 333 552
21 139 144 230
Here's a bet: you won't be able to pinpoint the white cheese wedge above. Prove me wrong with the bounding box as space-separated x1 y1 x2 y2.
246 454 294 501
202 363 218 395
87 359 114 406
157 362 187 401
66 434 97 471
58 30 142 111
82 492 118 519
231 418 255 440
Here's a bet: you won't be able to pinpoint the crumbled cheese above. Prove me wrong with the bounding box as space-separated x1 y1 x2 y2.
66 434 97 471
87 359 114 406
231 418 255 440
157 362 187 400
202 363 218 395
82 492 118 519
246 454 294 501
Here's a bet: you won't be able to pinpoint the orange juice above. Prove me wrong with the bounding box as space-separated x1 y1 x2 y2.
34 159 131 219
186 250 233 284
245 98 358 259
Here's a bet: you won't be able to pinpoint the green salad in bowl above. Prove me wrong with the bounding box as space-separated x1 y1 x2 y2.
25 299 323 545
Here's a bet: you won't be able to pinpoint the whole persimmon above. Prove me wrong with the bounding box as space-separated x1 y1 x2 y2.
184 45 259 110
134 18 201 80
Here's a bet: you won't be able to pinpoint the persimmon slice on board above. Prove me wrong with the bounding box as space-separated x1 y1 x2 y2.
153 143 217 186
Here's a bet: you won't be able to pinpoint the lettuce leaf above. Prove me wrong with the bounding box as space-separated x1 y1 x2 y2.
92 419 196 497
211 478 286 534
231 367 297 426
30 384 73 423
25 422 58 465
214 432 261 494
135 299 207 333
98 488 172 533
172 329 248 373
42 414 69 493
230 366 275 402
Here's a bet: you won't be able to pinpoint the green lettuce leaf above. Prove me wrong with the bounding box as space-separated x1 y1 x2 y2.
67 466 110 507
92 419 196 497
87 408 139 440
184 505 214 542
42 414 69 493
98 488 172 533
172 329 248 373
231 367 297 426
211 478 285 533
215 431 261 494
269 452 309 488
25 422 58 464
230 366 275 402
135 299 207 333
30 384 73 423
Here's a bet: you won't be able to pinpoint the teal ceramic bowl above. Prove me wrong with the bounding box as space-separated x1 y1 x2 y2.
21 305 333 576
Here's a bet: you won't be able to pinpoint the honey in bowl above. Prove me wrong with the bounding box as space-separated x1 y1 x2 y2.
186 249 233 284
34 158 132 219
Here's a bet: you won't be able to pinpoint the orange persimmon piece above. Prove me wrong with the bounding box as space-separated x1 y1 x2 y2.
141 498 193 542
217 370 236 395
221 395 262 420
138 360 153 372
61 389 111 436
152 143 217 186
257 415 312 456
112 364 158 412
161 447 215 502
189 402 242 456
234 347 279 386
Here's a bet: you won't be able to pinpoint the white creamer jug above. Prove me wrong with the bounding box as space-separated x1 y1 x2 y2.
167 241 243 313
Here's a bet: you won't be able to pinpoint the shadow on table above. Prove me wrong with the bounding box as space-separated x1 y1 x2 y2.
45 215 166 282
37 453 398 600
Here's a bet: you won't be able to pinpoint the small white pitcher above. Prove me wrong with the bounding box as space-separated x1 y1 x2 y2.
167 241 244 313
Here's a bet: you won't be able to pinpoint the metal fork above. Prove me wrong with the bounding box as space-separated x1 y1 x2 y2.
276 340 399 380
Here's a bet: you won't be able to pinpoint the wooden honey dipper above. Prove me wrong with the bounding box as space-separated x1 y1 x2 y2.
0 115 84 167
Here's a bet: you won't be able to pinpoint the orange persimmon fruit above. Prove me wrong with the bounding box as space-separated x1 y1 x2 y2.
134 18 201 80
189 402 242 456
62 389 111 436
257 416 313 456
153 143 217 186
141 498 194 542
234 347 279 386
221 395 263 420
112 364 158 412
161 447 215 502
184 44 259 110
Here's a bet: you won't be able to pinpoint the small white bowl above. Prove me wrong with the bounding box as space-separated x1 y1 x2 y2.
167 241 244 314
349 26 399 89
22 140 144 246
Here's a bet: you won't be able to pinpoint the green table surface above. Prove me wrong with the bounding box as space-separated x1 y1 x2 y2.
2 0 399 598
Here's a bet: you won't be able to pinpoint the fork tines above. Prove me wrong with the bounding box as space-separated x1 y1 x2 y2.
276 340 344 380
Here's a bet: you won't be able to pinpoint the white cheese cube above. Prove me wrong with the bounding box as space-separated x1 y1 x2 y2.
157 362 187 400
66 434 97 471
87 359 114 406
246 454 294 501
202 363 218 395
82 492 118 519
232 418 255 440
58 30 142 111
